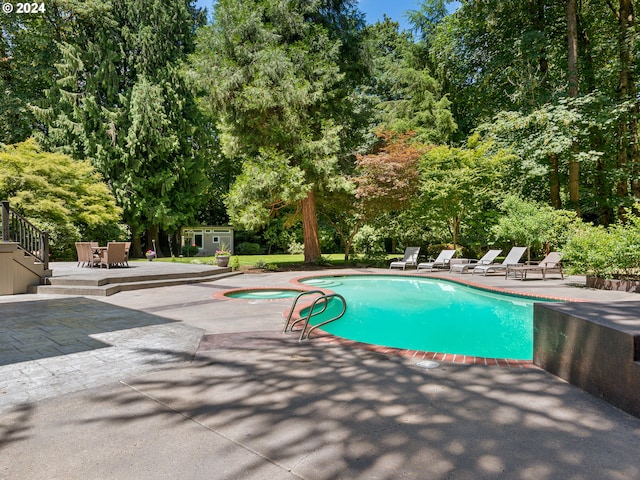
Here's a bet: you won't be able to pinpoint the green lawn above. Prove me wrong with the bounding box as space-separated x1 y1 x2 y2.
134 253 395 269
140 253 345 268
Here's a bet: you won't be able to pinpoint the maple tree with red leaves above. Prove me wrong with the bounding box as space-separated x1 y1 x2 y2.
354 131 427 215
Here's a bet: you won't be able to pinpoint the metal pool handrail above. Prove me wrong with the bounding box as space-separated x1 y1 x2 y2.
297 293 347 341
283 290 326 333
283 290 348 340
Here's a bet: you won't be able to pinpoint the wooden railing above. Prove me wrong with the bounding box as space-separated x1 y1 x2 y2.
1 201 49 270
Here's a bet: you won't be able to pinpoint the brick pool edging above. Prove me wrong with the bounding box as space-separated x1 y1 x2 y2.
286 271 581 368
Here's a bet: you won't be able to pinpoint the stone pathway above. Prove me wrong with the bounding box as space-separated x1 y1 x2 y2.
0 297 202 412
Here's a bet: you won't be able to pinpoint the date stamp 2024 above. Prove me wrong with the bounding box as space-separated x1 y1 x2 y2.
2 2 46 14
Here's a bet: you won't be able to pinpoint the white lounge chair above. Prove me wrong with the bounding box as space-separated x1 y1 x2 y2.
450 249 502 274
417 249 456 272
472 246 527 276
506 252 564 280
389 247 421 270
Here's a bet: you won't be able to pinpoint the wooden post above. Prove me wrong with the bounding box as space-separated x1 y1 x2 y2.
1 201 9 241
42 231 49 270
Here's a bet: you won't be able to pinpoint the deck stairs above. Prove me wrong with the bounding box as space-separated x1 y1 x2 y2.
11 246 52 279
1 201 52 294
29 266 240 296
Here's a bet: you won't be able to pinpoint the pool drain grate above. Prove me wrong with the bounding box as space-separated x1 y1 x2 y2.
416 360 440 369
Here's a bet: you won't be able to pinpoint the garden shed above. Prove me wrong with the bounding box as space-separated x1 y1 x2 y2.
181 226 234 257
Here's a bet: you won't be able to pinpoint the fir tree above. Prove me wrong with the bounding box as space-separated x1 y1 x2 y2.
36 0 208 256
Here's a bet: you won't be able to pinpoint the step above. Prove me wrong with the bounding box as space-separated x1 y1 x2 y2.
29 270 241 296
43 267 227 287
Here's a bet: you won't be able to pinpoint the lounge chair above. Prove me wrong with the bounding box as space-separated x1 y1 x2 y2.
417 249 456 272
100 242 128 269
450 249 502 274
506 252 564 280
472 246 527 276
389 247 421 270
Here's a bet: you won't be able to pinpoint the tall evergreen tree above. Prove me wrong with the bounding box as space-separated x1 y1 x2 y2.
36 0 208 255
0 3 69 144
190 0 369 263
366 17 456 144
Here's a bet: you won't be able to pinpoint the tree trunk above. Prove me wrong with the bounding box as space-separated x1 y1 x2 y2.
568 156 580 215
530 0 561 208
596 155 613 224
622 1 640 202
567 0 579 98
616 0 636 219
131 235 142 258
548 153 562 209
301 189 322 264
147 224 161 257
128 223 143 257
567 0 580 214
579 20 609 223
451 216 460 251
578 10 596 93
342 219 364 263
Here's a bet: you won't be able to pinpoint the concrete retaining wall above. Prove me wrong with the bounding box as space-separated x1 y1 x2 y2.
534 302 640 418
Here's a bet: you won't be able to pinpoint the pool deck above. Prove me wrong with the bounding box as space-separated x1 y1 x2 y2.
1 263 640 479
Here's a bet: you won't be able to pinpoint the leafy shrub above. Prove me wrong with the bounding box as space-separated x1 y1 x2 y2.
263 217 302 253
352 225 385 256
237 242 262 255
182 245 199 256
563 225 615 277
315 255 333 266
563 208 640 279
493 195 580 257
287 241 304 255
252 259 279 271
254 259 268 269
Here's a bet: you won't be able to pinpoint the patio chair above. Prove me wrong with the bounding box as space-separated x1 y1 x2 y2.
75 242 100 268
450 249 502 274
75 242 86 267
416 249 456 272
389 247 421 270
472 246 527 276
123 241 131 267
506 252 564 280
99 241 128 269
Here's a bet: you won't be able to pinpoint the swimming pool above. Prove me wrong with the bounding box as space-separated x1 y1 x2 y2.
299 275 557 360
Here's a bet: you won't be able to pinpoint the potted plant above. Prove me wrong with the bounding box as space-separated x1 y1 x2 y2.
215 246 231 267
146 249 156 261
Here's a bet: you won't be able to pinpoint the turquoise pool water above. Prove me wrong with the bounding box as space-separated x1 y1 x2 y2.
300 275 556 360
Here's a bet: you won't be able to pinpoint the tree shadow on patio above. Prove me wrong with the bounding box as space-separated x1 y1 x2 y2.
10 334 637 480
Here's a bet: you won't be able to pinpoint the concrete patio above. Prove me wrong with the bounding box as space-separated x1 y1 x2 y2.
1 263 639 479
